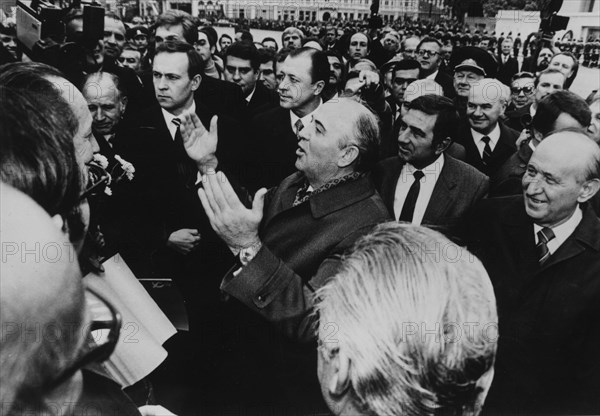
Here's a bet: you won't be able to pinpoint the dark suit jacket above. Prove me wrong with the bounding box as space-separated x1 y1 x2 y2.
372 154 488 238
246 81 280 117
216 172 391 410
455 121 519 176
113 101 245 280
434 70 457 98
489 140 533 197
248 106 299 191
496 55 519 85
469 196 600 415
195 75 246 121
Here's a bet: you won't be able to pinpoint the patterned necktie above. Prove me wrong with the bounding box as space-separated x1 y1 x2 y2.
536 227 556 265
399 170 425 222
295 119 304 135
481 136 493 166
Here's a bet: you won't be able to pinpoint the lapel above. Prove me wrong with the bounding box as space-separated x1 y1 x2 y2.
423 156 458 221
458 123 483 168
264 173 376 224
501 196 540 283
310 175 375 219
537 204 600 273
379 158 404 215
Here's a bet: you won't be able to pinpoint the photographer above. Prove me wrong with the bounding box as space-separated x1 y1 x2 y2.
491 90 591 197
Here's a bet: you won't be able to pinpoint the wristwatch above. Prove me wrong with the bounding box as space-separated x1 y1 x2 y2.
239 240 262 267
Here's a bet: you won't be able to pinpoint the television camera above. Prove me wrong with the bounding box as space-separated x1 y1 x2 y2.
15 0 104 79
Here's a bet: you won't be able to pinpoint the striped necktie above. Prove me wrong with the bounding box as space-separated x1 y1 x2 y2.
536 227 556 265
481 136 492 166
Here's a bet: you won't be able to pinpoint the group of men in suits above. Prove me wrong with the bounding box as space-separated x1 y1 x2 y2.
62 9 600 413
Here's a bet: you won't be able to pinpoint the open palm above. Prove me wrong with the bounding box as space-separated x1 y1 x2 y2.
180 113 218 170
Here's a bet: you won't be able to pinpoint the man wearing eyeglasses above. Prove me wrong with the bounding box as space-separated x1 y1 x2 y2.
504 68 565 132
491 91 592 197
416 37 455 98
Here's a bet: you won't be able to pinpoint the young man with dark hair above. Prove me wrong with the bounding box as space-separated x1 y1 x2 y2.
223 41 279 115
373 94 488 238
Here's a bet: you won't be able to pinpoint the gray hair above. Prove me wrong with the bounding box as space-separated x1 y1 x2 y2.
335 97 380 172
315 222 498 416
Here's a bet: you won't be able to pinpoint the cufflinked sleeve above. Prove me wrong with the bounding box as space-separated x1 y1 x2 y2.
220 244 342 343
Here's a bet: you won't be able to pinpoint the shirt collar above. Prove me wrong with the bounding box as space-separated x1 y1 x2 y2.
161 100 196 124
403 153 445 175
425 70 438 80
533 206 583 248
245 84 257 103
290 99 323 131
161 100 196 139
471 123 501 146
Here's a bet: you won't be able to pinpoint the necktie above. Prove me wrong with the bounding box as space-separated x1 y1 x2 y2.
536 227 556 265
295 119 304 135
172 117 196 188
399 170 425 222
481 136 493 166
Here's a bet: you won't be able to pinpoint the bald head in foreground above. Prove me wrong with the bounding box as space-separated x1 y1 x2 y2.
0 183 87 415
316 222 498 416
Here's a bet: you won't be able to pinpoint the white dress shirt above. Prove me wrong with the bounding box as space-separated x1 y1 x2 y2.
161 101 201 184
425 70 439 80
290 100 322 132
393 154 445 224
245 85 256 104
161 100 196 140
533 207 582 255
471 123 501 158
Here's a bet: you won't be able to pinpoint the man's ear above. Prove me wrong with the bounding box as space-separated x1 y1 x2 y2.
191 73 202 92
338 145 360 168
435 137 452 155
313 80 326 96
577 178 600 203
328 349 351 397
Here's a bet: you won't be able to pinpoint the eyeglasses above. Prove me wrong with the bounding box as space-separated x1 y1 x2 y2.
511 85 534 95
417 49 439 57
43 287 122 390
133 34 147 41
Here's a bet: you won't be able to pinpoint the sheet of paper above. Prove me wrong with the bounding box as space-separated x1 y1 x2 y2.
84 254 177 387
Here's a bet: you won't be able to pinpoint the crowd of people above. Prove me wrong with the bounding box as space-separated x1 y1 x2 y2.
1 6 600 416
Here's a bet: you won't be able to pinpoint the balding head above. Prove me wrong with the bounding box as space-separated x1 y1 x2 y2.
467 78 510 134
0 183 87 414
522 132 600 227
402 79 444 117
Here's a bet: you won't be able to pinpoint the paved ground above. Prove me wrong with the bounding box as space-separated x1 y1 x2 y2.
213 26 600 99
